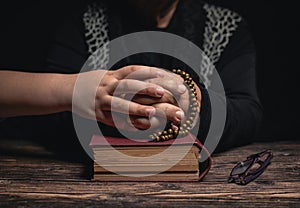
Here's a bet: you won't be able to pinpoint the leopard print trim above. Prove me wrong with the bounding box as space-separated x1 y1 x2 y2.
83 2 242 86
83 1 109 70
201 4 242 87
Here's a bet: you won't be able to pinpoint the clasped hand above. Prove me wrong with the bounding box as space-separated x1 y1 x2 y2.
72 65 200 132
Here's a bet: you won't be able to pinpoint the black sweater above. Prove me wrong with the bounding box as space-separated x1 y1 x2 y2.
0 0 262 155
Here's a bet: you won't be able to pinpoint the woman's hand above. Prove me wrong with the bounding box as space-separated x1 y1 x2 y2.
72 65 188 131
0 66 200 133
127 69 202 131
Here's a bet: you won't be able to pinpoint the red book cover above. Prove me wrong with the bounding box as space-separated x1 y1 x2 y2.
90 133 202 148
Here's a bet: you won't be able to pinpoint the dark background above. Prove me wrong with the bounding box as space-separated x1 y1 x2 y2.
0 0 299 142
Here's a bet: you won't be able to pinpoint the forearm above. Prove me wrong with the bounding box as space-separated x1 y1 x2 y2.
194 88 262 153
217 97 263 151
0 70 76 117
213 51 262 152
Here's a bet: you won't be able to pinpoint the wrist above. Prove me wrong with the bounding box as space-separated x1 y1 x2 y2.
50 73 77 112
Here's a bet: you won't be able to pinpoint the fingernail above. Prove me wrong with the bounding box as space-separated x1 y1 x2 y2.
171 124 179 131
178 84 186 93
156 87 164 96
146 108 156 117
175 111 185 120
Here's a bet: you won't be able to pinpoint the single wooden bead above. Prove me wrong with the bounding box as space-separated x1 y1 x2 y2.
189 116 195 121
168 128 173 134
189 83 194 88
192 107 198 112
163 131 168 135
191 97 197 102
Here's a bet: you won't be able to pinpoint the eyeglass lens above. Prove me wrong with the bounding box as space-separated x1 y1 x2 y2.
231 159 253 175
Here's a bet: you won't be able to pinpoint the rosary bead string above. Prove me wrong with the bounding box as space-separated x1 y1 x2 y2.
149 69 199 142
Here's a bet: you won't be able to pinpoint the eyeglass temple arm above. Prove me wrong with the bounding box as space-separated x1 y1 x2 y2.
242 153 273 185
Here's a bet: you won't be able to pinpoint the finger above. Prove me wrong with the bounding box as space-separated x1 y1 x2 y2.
97 111 138 132
113 79 165 97
146 77 187 95
130 92 177 105
114 65 164 80
153 103 185 125
177 91 190 113
128 116 163 130
102 96 156 117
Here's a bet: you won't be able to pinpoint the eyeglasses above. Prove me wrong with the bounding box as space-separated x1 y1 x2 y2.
228 149 273 185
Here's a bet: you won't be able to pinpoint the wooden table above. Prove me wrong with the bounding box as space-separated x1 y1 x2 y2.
0 139 299 207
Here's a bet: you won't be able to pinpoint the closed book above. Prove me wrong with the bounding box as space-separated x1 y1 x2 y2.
90 133 212 182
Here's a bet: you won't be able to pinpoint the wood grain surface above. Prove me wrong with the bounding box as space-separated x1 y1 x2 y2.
0 140 299 208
